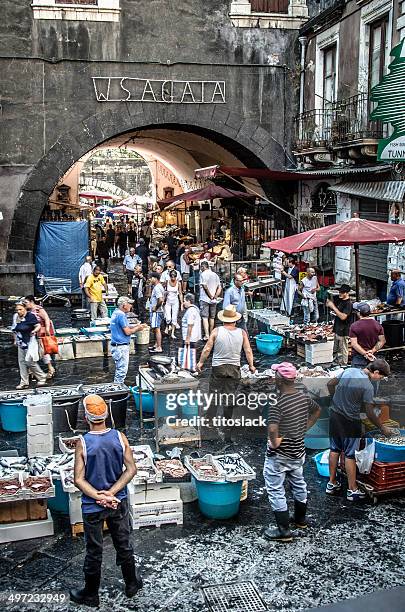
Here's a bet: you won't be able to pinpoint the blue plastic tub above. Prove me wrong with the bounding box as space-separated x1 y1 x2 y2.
193 477 242 519
368 429 405 463
304 417 330 450
313 451 330 477
182 402 199 418
0 401 27 432
47 479 69 515
255 333 283 356
130 387 178 418
131 387 154 413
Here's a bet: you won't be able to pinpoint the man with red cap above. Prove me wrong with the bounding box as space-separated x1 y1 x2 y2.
70 395 141 607
263 362 321 542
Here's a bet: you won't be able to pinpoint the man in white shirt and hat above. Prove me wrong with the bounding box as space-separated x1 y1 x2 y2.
197 304 256 441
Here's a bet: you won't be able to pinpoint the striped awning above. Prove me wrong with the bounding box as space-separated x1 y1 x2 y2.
328 181 405 203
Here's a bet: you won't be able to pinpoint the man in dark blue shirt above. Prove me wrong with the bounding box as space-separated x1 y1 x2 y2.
387 269 405 307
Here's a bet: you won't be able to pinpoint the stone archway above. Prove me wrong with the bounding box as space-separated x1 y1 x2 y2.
4 104 283 290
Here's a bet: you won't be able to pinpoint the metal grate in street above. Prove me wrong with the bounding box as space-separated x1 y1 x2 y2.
201 581 267 612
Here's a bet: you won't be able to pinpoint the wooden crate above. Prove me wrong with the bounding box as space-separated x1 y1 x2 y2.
0 499 47 524
71 520 109 538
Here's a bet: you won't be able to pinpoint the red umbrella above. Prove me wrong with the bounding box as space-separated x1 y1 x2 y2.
158 184 254 209
264 217 405 299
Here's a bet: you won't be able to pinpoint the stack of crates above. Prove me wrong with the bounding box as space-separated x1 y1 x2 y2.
25 395 54 457
128 481 183 530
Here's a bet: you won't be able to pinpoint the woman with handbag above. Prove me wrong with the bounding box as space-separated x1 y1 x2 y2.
24 296 57 379
12 302 47 389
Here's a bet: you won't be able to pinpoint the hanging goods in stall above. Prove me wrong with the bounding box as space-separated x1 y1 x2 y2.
264 216 405 300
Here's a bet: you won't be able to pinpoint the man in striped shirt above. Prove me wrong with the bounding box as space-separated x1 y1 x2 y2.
263 362 321 542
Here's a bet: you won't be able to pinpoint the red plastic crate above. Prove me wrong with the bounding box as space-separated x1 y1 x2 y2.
362 460 405 491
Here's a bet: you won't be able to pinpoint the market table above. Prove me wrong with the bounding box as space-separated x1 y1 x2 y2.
138 367 201 451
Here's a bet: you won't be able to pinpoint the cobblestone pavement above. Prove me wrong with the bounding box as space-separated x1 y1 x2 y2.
0 263 404 611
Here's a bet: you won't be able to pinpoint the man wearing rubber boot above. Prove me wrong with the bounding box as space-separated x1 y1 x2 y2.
263 363 321 542
70 394 142 607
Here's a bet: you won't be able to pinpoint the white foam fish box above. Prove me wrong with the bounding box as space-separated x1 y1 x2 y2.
297 340 334 365
73 336 105 359
68 491 82 525
24 395 52 417
55 338 75 361
129 500 183 530
27 412 53 427
105 335 135 357
0 510 54 543
128 482 180 505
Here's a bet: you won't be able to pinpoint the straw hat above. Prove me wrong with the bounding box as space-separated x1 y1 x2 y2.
217 304 242 323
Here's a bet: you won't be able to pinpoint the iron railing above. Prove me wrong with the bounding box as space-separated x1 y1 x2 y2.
295 93 387 150
251 0 289 13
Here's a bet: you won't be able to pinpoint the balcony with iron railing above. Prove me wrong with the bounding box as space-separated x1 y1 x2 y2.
251 0 288 12
294 93 387 162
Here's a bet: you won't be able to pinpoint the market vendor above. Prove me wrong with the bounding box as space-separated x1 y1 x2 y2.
281 257 299 316
326 359 392 502
84 265 108 321
326 284 353 366
349 304 386 367
299 268 320 325
263 362 321 542
386 269 405 307
123 248 142 296
70 395 142 607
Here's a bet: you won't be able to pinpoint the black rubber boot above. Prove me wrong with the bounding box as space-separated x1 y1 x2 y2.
121 559 143 598
70 572 101 607
264 511 293 543
293 500 308 529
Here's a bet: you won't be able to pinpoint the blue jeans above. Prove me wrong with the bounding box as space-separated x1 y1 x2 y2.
302 300 319 325
263 454 307 512
111 344 130 384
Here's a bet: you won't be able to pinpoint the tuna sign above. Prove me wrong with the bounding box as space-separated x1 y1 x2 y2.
92 77 226 104
371 37 405 161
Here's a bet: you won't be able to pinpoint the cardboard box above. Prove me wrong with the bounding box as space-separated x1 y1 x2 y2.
25 395 52 417
73 337 104 359
0 510 53 543
27 413 53 427
0 499 47 524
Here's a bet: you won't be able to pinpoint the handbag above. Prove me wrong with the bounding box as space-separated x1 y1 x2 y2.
178 346 197 371
41 335 59 355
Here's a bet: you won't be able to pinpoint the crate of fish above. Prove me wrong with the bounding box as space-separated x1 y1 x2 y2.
0 473 25 503
59 435 81 455
44 454 75 478
132 459 163 486
60 469 78 493
184 454 226 482
213 454 256 482
22 471 55 500
130 445 154 465
154 459 191 483
369 429 405 463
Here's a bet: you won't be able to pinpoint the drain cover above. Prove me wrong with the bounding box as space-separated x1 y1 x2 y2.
201 581 267 612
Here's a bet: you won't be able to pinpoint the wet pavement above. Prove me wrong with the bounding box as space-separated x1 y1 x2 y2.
0 263 404 611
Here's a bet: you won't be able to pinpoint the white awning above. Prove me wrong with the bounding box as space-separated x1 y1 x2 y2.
328 181 405 203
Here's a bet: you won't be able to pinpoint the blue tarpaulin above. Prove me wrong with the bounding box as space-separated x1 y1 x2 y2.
35 221 89 293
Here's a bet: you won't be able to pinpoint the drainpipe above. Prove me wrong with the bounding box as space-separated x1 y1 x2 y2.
298 36 308 126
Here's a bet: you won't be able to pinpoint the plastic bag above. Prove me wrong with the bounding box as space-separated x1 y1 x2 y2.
25 336 40 363
355 439 375 474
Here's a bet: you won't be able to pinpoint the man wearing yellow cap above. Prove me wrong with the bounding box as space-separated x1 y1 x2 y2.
70 395 141 607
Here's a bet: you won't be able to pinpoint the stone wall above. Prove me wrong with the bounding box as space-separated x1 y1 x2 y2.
0 1 301 292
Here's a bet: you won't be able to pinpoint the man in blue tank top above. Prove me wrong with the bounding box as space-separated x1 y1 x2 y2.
70 394 142 607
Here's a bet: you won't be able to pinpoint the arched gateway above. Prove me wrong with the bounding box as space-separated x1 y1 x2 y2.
2 105 287 293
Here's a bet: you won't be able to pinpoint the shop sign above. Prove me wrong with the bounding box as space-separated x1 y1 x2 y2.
371 38 405 161
92 77 226 104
